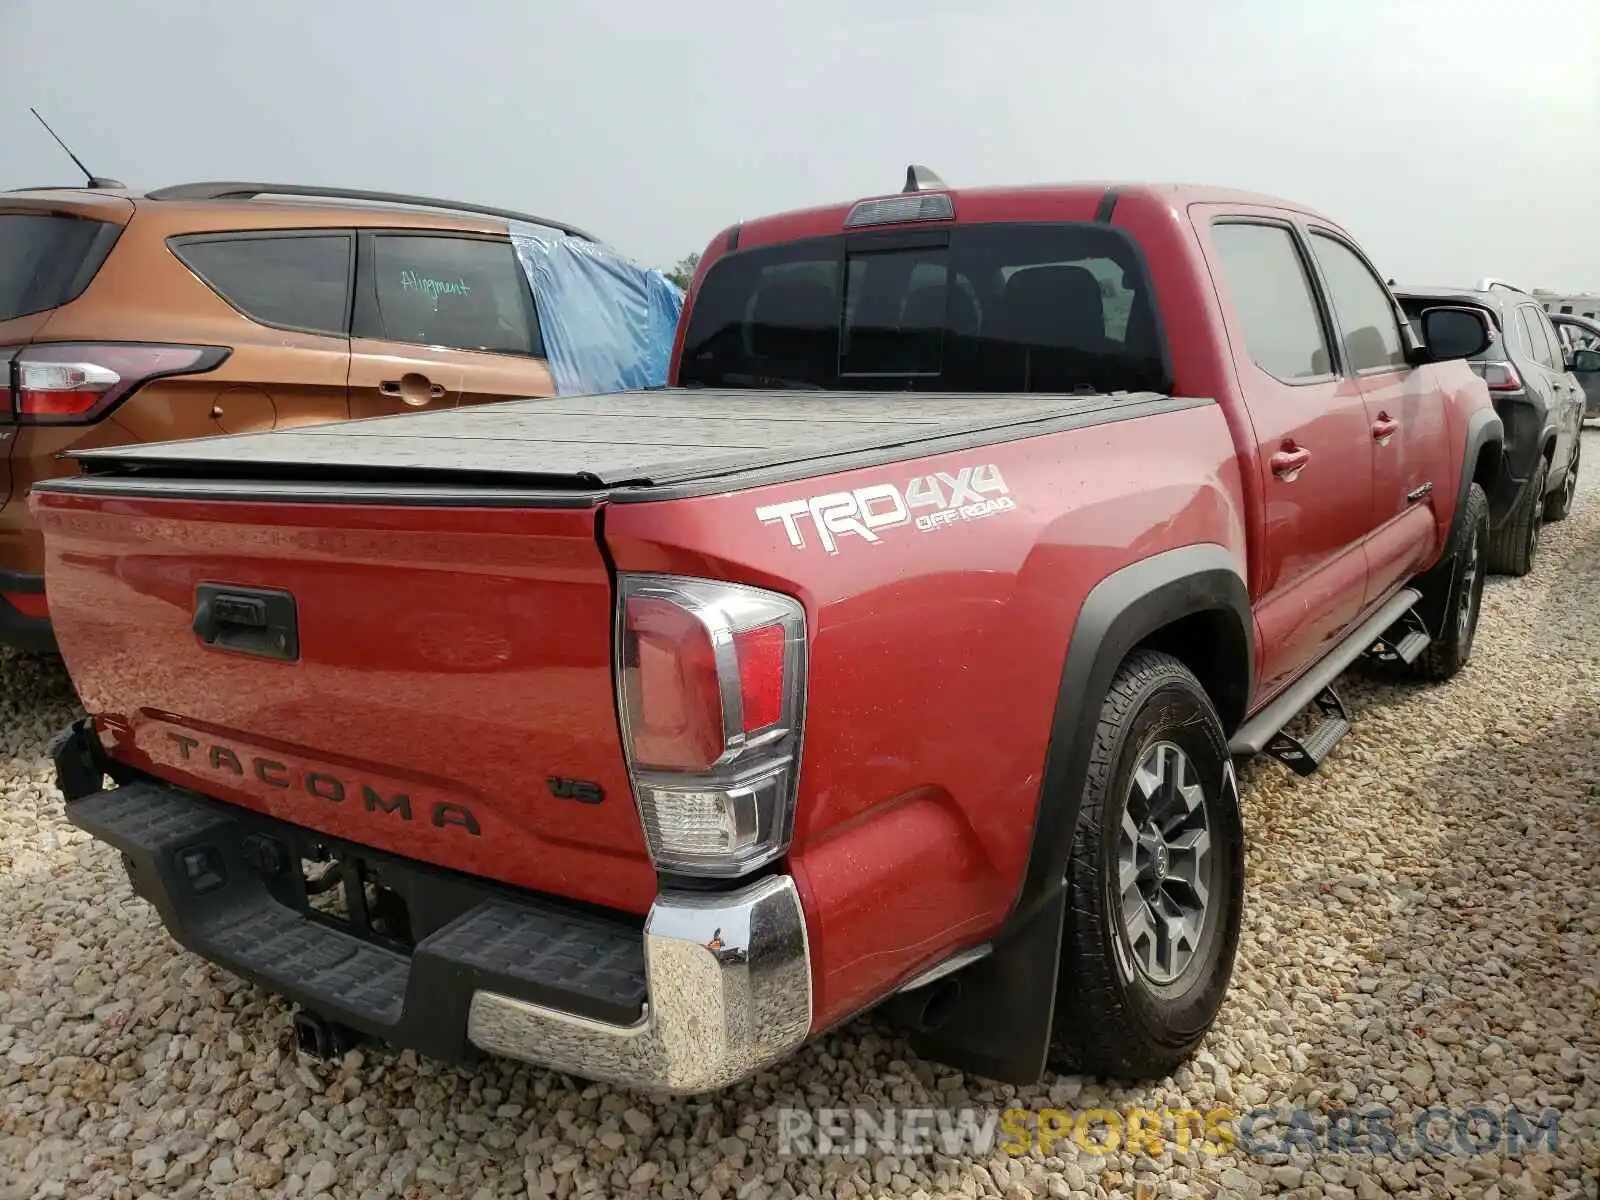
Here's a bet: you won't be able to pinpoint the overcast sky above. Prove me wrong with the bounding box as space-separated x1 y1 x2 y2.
2 0 1596 292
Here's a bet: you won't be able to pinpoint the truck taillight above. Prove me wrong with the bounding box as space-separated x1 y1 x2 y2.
4 343 229 425
1470 360 1523 392
616 575 807 877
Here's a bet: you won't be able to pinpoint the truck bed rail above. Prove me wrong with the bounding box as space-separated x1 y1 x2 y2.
41 389 1207 504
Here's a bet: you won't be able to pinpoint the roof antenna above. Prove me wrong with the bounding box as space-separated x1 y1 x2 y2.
903 164 947 193
30 107 125 189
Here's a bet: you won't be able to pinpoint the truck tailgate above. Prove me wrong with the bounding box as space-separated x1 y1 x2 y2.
31 489 657 914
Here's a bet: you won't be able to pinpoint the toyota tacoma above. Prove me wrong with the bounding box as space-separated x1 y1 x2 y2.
36 170 1503 1092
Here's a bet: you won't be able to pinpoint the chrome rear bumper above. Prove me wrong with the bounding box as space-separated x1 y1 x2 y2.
467 873 813 1093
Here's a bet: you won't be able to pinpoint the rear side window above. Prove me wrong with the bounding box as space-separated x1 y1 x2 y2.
1209 223 1332 382
1514 309 1542 365
1519 305 1559 369
174 233 352 335
356 234 542 356
0 213 120 322
1307 232 1407 372
678 222 1167 394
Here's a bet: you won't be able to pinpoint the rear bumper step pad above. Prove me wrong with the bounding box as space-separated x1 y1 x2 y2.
62 763 814 1093
68 781 647 1059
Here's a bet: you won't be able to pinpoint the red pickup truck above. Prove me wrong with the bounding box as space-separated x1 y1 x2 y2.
36 172 1504 1093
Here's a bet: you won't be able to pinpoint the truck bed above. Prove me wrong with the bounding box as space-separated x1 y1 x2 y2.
54 388 1189 500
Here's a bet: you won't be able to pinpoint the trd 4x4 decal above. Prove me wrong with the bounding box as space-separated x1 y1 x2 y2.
756 463 1015 554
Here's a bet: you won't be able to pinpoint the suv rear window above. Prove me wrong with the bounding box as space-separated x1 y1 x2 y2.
678 222 1168 394
173 233 353 336
0 213 121 322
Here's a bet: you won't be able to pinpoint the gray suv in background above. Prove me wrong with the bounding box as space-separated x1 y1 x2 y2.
1396 284 1584 576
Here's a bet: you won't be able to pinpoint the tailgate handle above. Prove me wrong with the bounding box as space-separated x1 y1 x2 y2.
193 584 299 662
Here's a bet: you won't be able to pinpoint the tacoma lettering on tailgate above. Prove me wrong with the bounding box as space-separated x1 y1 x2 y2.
165 732 482 836
756 463 1015 554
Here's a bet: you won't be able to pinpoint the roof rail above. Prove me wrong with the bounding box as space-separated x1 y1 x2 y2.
1477 277 1528 294
4 183 126 193
142 182 597 240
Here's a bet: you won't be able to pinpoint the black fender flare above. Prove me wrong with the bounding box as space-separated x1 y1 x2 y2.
1456 404 1507 529
1469 406 1508 519
900 543 1250 1085
1006 542 1252 934
1417 405 1504 638
1538 424 1562 489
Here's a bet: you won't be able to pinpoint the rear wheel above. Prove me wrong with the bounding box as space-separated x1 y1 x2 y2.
1544 443 1579 522
1414 482 1488 683
1486 458 1546 577
1053 651 1243 1079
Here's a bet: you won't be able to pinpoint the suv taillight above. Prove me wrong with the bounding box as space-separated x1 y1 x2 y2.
616 574 807 878
3 343 229 425
1470 360 1523 392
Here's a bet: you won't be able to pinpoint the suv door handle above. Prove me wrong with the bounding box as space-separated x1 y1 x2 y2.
1372 414 1399 444
1270 445 1312 481
379 377 446 403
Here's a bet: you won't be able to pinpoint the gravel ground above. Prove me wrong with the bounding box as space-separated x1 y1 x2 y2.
2 432 1597 1200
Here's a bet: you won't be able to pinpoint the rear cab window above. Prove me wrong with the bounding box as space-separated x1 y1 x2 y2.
0 212 123 322
677 222 1168 395
354 234 543 357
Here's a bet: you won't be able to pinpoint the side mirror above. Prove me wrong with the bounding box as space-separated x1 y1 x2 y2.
1418 306 1492 362
1573 348 1600 374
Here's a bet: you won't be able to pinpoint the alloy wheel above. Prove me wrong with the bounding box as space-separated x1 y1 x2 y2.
1118 741 1214 985
1459 521 1485 649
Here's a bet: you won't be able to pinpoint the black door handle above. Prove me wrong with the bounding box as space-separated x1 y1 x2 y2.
194 584 299 661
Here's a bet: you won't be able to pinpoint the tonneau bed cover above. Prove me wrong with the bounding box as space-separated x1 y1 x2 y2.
43 388 1190 501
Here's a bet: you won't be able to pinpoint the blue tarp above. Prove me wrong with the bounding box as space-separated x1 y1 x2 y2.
510 221 684 396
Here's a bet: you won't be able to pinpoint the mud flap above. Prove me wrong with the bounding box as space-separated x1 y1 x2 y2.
904 890 1066 1086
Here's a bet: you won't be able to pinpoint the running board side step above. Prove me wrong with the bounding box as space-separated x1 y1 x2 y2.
1363 607 1431 665
1230 587 1423 771
1263 687 1349 776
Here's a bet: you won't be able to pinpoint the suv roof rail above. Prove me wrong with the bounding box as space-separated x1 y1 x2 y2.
4 182 127 193
1477 277 1528 294
142 181 597 240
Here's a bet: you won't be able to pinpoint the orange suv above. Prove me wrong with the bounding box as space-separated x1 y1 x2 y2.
0 181 600 652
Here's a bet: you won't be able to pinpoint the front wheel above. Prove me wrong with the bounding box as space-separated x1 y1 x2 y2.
1413 481 1489 682
1053 650 1243 1079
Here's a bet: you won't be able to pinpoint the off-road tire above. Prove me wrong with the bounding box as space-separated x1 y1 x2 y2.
1487 458 1546 577
1414 481 1489 683
1052 650 1243 1079
1543 442 1579 522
